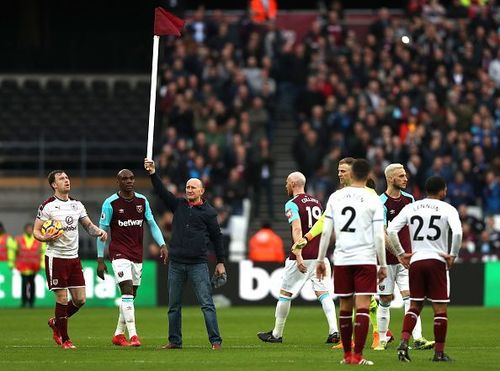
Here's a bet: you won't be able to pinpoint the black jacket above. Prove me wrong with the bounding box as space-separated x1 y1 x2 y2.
150 173 226 264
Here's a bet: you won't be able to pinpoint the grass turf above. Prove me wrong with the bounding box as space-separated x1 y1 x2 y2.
0 306 499 370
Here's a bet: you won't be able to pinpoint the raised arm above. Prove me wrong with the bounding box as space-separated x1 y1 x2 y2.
144 158 179 212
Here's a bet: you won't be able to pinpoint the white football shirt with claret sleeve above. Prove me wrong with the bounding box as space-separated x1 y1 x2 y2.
387 198 462 264
37 196 87 259
324 186 384 265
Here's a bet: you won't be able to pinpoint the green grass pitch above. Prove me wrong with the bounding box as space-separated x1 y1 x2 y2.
0 306 499 370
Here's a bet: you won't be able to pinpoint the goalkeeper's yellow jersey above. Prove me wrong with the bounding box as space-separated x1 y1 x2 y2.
306 186 377 239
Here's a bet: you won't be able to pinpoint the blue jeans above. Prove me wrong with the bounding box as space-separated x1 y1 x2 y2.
167 261 222 346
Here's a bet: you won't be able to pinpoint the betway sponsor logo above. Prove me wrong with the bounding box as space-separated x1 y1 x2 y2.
62 226 77 232
118 219 143 227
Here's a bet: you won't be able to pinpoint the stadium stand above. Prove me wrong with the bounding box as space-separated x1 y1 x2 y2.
0 3 498 260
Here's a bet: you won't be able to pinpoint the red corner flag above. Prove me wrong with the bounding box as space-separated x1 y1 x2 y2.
154 7 184 36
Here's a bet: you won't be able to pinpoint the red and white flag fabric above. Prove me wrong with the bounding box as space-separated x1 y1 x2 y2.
154 7 184 37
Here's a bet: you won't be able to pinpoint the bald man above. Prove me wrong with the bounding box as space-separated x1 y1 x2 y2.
257 171 339 344
144 159 226 350
97 169 167 347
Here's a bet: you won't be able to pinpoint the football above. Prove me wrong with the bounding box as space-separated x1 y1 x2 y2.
41 220 63 236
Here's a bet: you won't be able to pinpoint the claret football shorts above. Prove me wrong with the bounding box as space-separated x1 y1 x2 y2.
409 259 449 302
333 264 377 296
45 256 85 290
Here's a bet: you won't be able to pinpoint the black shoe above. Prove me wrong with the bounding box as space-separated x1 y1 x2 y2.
397 341 411 362
326 332 340 344
161 343 182 349
257 331 282 343
432 352 452 362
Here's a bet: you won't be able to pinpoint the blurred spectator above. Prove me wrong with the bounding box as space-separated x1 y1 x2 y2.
458 204 485 236
249 0 277 24
212 196 232 252
371 7 392 40
460 223 477 255
225 168 247 215
293 129 324 187
251 138 275 219
478 230 493 254
447 0 468 19
447 171 475 207
248 222 284 262
186 6 213 44
484 216 500 251
422 0 446 23
483 170 500 215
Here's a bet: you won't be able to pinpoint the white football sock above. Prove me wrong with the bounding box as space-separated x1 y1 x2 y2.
377 301 391 342
121 295 137 337
272 296 291 338
114 306 126 336
319 293 338 334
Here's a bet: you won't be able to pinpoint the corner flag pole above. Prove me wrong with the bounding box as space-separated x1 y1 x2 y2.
147 8 184 160
146 34 160 160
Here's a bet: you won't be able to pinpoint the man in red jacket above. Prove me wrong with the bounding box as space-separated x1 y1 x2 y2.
249 222 284 262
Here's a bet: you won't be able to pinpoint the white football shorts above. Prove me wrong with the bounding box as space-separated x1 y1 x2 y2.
281 257 331 297
377 263 409 295
111 258 143 286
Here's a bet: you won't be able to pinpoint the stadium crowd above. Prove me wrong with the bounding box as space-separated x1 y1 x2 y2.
149 1 499 258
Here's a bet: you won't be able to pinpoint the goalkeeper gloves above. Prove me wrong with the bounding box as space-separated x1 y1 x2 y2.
291 233 312 254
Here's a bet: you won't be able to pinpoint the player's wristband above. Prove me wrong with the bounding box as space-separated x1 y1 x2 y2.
305 232 313 242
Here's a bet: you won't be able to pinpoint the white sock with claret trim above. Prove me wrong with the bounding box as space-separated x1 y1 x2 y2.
319 293 338 334
272 296 291 338
114 307 126 336
377 301 391 342
121 295 137 338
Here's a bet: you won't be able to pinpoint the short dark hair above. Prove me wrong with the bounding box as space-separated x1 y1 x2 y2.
351 159 371 181
47 170 65 190
425 176 446 195
366 177 376 190
339 157 355 166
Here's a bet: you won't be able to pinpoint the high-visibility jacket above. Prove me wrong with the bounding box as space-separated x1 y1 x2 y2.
248 228 285 262
0 234 10 261
15 235 43 273
250 0 277 23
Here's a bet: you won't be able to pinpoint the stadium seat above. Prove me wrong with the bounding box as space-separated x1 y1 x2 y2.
68 79 87 95
23 79 42 92
91 80 109 97
113 80 132 97
45 79 64 94
1 79 19 91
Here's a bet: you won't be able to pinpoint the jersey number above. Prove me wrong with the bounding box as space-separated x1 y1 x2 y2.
340 206 356 232
410 215 442 241
305 206 322 228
